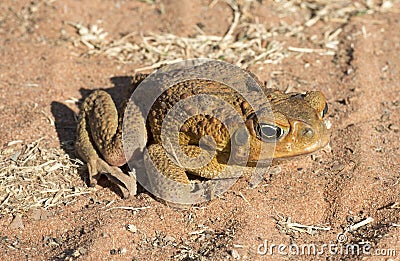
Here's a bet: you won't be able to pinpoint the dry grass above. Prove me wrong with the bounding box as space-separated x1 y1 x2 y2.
0 139 93 216
67 1 288 70
67 0 399 71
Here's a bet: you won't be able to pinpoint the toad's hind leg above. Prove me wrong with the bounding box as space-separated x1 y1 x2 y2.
76 90 136 198
85 90 125 166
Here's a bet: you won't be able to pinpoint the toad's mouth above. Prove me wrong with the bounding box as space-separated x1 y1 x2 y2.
233 135 330 165
273 132 330 159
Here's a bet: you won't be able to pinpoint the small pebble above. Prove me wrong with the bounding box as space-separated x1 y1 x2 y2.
331 162 345 172
126 224 137 233
10 214 24 229
388 124 398 132
230 249 240 259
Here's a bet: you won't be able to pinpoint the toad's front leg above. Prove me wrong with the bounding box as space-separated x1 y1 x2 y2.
146 144 229 206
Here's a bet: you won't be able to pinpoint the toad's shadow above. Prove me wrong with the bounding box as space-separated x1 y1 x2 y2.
51 76 143 198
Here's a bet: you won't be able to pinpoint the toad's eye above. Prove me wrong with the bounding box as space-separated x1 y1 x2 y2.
255 123 284 142
321 103 328 118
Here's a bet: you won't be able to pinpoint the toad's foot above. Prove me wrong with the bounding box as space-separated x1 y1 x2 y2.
87 157 137 198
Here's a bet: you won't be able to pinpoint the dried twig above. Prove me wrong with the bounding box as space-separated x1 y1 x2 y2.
276 215 331 235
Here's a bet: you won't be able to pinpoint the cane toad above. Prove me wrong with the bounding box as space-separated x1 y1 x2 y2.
75 72 329 200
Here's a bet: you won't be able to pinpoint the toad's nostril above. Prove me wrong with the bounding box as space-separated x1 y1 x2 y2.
302 127 314 138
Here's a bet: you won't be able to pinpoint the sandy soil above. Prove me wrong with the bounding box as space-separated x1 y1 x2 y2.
0 0 399 260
